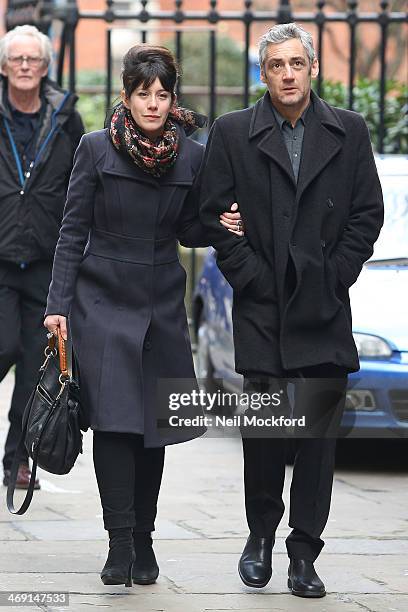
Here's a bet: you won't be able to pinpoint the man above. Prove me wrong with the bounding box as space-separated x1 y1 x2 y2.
0 25 84 489
200 23 383 597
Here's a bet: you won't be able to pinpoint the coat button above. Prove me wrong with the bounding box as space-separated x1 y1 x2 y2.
144 340 152 350
291 241 297 247
327 198 334 208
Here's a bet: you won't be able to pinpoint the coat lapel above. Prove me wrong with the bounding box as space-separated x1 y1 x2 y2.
103 138 157 185
250 93 296 186
159 129 194 187
296 92 345 203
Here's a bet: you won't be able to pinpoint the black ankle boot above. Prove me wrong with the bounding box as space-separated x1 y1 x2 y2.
132 531 159 585
100 527 135 587
238 534 274 588
288 559 326 598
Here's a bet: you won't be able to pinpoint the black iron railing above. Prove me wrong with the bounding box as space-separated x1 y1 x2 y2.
5 0 408 152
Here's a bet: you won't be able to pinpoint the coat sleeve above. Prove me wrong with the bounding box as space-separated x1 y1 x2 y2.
199 119 263 293
45 134 97 316
177 145 210 248
331 118 384 288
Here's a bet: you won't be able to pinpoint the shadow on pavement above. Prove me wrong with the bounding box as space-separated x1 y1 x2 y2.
335 438 408 472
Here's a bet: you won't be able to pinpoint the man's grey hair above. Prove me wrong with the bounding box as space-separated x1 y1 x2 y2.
258 23 316 67
0 25 52 69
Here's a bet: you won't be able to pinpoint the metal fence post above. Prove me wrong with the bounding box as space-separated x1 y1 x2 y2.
277 0 292 24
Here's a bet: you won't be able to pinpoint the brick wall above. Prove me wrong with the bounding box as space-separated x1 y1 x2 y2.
1 0 406 84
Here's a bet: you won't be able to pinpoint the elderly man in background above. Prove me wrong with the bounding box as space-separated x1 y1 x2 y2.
0 25 84 489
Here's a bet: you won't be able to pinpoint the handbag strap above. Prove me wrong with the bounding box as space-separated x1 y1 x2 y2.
57 329 69 378
48 330 71 378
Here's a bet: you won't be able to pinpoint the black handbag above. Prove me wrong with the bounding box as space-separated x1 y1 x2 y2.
7 330 83 515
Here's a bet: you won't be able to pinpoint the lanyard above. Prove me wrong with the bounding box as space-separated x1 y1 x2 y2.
2 92 70 190
3 118 24 186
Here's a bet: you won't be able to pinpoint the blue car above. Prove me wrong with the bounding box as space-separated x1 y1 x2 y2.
193 155 408 438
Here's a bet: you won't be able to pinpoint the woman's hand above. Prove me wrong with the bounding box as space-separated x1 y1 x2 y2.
44 315 68 341
219 202 244 236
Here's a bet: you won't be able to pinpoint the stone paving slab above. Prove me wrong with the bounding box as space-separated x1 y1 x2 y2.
0 589 406 612
2 535 408 566
0 523 27 541
0 553 406 595
7 518 198 542
346 593 408 612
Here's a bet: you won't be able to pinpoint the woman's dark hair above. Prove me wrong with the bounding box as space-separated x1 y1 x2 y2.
122 44 179 99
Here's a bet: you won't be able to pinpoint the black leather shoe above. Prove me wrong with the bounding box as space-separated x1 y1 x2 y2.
132 532 159 585
288 559 326 598
100 528 135 587
3 464 40 490
238 534 273 588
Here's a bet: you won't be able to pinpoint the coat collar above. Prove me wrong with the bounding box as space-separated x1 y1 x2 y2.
296 91 345 202
249 92 296 184
103 125 194 186
248 90 346 195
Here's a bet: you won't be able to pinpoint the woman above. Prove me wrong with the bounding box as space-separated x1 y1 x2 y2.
44 45 243 588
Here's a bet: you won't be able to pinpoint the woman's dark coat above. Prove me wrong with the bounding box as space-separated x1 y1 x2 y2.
199 91 384 375
46 127 207 446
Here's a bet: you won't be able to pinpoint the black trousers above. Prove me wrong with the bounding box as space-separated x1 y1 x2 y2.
0 261 52 471
242 364 348 562
93 431 165 532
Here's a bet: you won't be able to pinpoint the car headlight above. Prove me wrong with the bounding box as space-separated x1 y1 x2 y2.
353 333 392 358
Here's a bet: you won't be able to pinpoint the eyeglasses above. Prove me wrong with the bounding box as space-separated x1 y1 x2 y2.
7 55 45 67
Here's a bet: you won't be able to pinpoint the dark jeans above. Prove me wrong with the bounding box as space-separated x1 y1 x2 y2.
242 364 348 562
93 431 165 532
0 261 52 471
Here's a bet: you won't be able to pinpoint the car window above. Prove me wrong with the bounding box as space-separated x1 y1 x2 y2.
370 173 408 262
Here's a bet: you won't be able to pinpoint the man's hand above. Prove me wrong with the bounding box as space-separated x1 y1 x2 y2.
219 202 244 237
44 315 68 341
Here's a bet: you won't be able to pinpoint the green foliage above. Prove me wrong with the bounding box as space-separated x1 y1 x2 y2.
323 78 407 154
72 70 107 133
76 93 106 133
75 70 106 87
166 33 244 117
251 78 408 153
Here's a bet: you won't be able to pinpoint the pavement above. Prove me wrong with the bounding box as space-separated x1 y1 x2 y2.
0 371 407 612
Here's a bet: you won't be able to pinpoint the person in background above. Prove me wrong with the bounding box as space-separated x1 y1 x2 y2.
0 25 84 490
44 44 243 587
200 23 383 598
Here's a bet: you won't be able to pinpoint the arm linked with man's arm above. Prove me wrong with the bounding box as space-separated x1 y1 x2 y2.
177 146 210 248
331 118 384 288
199 119 260 293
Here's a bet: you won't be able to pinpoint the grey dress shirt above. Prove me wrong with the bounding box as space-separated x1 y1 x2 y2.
271 104 310 182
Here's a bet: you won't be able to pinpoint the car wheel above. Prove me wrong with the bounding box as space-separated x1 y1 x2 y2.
196 316 219 395
195 315 240 417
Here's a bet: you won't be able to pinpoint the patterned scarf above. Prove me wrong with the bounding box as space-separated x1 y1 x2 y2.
110 102 206 177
